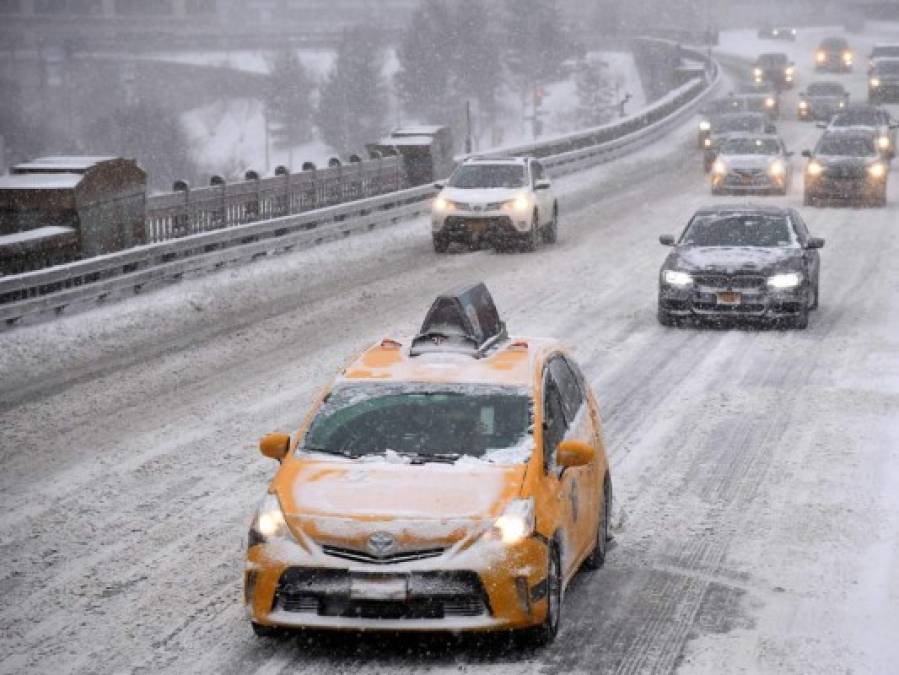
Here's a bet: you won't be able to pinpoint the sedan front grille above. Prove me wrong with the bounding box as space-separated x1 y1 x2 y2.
322 544 446 565
693 274 767 290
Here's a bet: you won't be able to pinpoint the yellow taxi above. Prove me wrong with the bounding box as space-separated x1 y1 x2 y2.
245 283 612 644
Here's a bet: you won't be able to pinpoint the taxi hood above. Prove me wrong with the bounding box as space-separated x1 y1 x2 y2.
275 458 526 525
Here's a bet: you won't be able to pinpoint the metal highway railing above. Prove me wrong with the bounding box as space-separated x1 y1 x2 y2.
0 44 721 328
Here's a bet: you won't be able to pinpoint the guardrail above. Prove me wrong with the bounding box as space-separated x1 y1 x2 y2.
0 47 721 328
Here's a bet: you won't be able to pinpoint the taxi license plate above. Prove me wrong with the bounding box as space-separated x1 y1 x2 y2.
350 575 408 601
717 292 742 305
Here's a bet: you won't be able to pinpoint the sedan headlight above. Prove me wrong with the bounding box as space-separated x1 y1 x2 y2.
663 270 693 286
502 195 531 212
492 498 535 545
843 51 853 63
799 100 809 110
712 159 728 175
769 160 786 177
765 97 776 108
877 136 891 151
699 120 711 131
250 493 290 545
871 77 882 88
754 67 763 77
807 160 824 177
767 273 802 289
869 162 887 179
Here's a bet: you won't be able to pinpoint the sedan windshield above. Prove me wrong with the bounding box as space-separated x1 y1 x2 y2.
817 136 877 156
449 165 526 189
720 138 780 155
302 382 532 462
807 83 844 96
681 214 795 248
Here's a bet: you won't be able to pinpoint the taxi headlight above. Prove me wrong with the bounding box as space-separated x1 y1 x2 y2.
663 270 693 287
767 273 802 289
877 136 891 150
503 195 531 212
433 196 454 212
699 120 711 131
712 159 728 175
492 498 535 545
871 77 882 88
807 160 824 177
769 160 786 177
250 493 289 544
868 162 887 179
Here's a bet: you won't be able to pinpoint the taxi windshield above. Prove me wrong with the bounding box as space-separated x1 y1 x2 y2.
302 382 532 462
681 214 796 248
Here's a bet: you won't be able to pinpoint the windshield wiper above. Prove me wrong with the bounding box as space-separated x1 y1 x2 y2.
403 452 461 465
303 447 360 459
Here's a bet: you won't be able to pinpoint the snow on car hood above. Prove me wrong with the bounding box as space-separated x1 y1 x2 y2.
439 187 528 205
669 246 801 274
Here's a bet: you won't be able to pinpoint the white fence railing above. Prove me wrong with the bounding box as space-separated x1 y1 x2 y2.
0 47 721 328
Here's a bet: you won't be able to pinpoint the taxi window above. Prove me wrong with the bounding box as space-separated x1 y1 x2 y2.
549 356 584 423
542 379 567 472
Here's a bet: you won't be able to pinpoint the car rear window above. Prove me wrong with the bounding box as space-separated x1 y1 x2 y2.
681 214 797 248
449 165 526 189
302 382 533 463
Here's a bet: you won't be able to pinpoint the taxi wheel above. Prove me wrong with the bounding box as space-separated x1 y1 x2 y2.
530 544 562 645
585 477 612 570
251 621 281 638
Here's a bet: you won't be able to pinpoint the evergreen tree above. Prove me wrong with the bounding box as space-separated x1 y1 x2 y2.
316 27 388 153
451 0 502 127
503 0 574 92
574 57 614 128
264 50 315 160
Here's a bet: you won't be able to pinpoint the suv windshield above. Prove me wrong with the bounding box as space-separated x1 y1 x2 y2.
720 138 780 155
874 61 899 75
682 214 795 248
716 116 764 133
872 46 899 58
807 83 844 96
817 135 877 156
758 54 787 66
302 382 532 462
822 38 848 50
449 164 526 189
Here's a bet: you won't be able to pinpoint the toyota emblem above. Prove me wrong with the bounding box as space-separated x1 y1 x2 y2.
367 532 396 557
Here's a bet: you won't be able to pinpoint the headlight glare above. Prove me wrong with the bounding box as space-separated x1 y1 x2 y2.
877 136 891 150
503 195 531 212
712 159 727 175
817 51 826 63
766 97 776 108
869 162 886 179
699 120 711 131
433 196 453 212
252 493 289 542
767 273 802 289
769 160 786 177
871 77 881 88
663 270 693 286
754 67 763 77
799 100 809 109
704 138 712 148
807 160 823 177
492 498 535 545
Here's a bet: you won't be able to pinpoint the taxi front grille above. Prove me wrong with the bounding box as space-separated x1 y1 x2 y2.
322 545 446 565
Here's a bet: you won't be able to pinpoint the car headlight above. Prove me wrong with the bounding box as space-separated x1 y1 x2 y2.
877 136 891 150
843 51 853 62
799 100 809 109
712 159 728 175
791 29 797 36
250 493 290 545
766 97 776 108
699 120 711 131
704 138 712 148
785 66 795 76
769 160 786 176
503 195 531 212
754 67 763 77
869 162 887 179
492 498 535 545
871 77 882 88
838 100 845 108
817 51 826 63
767 273 802 289
807 160 824 177
433 196 454 212
663 270 693 286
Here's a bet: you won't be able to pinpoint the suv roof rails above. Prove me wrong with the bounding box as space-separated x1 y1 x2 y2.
410 283 508 359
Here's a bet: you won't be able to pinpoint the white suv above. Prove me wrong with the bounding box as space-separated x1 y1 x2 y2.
431 156 558 253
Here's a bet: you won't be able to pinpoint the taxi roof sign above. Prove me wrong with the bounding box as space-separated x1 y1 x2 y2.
410 283 508 358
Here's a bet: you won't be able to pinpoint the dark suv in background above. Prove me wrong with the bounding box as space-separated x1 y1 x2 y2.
816 37 853 72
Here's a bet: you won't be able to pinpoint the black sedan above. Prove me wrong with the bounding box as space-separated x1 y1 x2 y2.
658 205 823 329
869 58 899 103
703 112 776 172
803 131 890 207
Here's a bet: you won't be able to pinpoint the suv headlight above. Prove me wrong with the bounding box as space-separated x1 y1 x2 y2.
249 493 290 546
807 160 823 177
433 196 454 212
765 97 776 108
712 159 728 175
663 270 693 286
767 273 802 289
877 136 891 150
769 160 786 177
491 498 535 545
868 162 886 179
871 77 881 88
503 195 531 212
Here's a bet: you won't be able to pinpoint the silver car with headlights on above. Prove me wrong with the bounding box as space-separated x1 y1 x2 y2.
431 157 558 253
711 135 793 195
658 205 823 329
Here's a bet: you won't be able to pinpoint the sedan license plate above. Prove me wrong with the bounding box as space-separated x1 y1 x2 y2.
350 575 408 601
717 292 742 305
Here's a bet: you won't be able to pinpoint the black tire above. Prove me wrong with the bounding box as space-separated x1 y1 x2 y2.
874 190 888 208
803 192 815 207
251 622 281 638
543 204 558 244
527 544 562 646
792 305 809 330
658 302 676 327
521 211 540 252
584 477 612 570
810 282 819 311
432 235 450 254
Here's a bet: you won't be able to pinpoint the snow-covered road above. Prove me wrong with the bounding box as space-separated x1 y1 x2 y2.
1 26 898 675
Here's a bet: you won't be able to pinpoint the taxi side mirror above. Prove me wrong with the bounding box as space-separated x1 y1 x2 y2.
557 440 595 469
659 234 676 246
260 433 291 462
